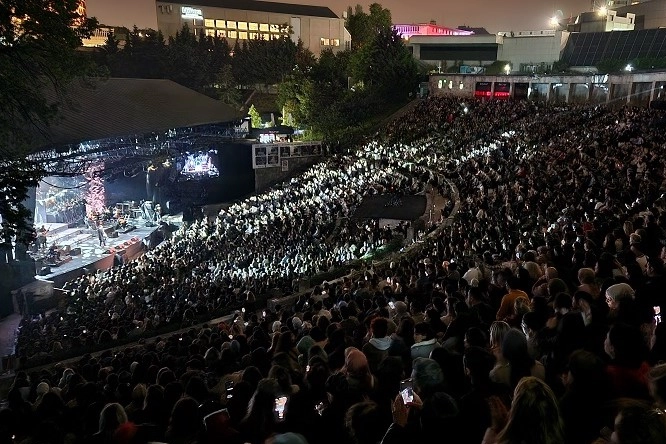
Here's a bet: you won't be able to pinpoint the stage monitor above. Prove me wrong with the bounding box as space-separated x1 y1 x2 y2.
178 150 219 179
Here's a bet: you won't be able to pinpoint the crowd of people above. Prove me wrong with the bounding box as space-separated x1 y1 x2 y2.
6 96 666 444
16 135 433 362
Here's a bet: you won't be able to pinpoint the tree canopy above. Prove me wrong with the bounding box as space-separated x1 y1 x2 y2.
0 0 98 243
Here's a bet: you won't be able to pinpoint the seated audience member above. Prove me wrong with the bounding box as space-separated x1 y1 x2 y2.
496 276 529 322
605 323 651 400
362 318 392 374
410 322 439 359
492 329 545 390
484 377 565 444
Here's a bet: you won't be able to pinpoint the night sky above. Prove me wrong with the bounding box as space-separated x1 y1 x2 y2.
86 0 591 34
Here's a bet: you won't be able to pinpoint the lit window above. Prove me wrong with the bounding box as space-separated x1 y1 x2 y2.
260 23 269 32
215 19 225 28
249 22 258 30
320 38 330 46
459 82 464 90
205 19 215 27
262 33 270 40
270 24 281 33
448 80 453 89
217 29 226 37
438 80 443 89
332 39 340 46
238 21 247 30
205 28 216 37
227 21 236 29
249 32 258 39
238 31 248 39
227 30 237 38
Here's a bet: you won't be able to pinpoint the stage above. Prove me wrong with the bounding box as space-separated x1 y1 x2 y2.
32 222 160 287
13 215 179 314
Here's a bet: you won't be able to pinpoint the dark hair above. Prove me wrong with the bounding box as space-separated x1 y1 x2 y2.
464 327 488 348
414 322 434 339
345 401 388 444
463 346 495 382
370 317 389 338
613 401 666 444
608 323 648 369
521 311 544 332
502 329 536 390
507 275 521 290
553 293 572 311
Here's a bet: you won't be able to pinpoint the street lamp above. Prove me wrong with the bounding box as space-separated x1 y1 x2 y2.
598 6 608 16
549 16 560 29
625 64 633 72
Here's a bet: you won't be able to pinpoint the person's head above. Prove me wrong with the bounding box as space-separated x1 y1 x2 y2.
244 378 282 435
411 357 444 399
98 402 128 434
396 317 415 342
370 317 388 339
606 283 635 310
167 397 201 440
605 323 648 368
647 257 665 277
463 346 495 384
498 377 565 444
414 322 434 343
521 311 543 339
343 348 371 380
464 327 488 349
467 286 483 307
489 321 511 357
564 349 607 392
578 267 596 285
268 365 294 395
649 364 666 408
345 401 387 444
506 275 521 291
501 329 535 389
514 297 530 319
611 401 666 444
143 384 164 410
553 293 572 315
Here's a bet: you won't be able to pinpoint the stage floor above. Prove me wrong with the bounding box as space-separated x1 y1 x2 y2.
34 221 163 287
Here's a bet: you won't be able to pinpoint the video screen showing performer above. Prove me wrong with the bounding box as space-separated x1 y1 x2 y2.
178 150 219 179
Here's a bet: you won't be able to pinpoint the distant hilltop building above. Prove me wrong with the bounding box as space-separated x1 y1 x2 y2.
393 22 475 39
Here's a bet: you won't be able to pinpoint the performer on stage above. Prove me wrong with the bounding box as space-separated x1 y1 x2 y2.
97 222 107 246
36 225 49 250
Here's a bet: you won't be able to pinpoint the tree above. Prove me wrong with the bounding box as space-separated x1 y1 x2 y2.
0 0 98 243
248 104 262 128
215 65 241 108
349 27 418 101
345 3 392 52
103 30 119 55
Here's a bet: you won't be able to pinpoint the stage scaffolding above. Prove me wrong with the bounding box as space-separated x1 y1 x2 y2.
26 123 246 178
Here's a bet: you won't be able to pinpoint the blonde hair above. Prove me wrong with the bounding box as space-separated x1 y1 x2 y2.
489 321 511 349
498 377 565 444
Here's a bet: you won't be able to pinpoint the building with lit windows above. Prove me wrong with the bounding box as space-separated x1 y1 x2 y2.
155 0 351 56
393 23 474 39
